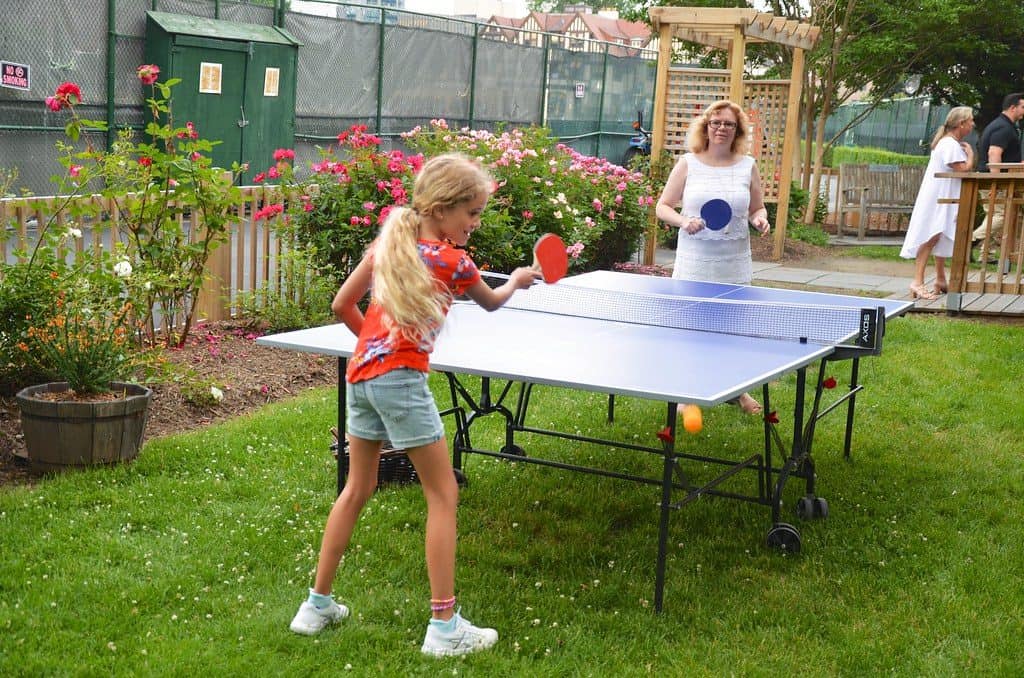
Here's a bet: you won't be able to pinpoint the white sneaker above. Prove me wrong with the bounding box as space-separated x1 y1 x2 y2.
289 600 349 635
420 611 498 657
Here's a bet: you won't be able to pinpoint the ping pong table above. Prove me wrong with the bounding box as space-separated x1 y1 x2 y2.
257 270 912 611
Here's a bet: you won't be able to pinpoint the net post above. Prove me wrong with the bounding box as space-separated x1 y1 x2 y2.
852 306 885 355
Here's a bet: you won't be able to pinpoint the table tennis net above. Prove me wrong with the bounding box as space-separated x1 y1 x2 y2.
495 280 880 347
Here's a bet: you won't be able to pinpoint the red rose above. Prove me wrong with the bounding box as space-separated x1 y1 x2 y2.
136 64 160 85
54 82 81 105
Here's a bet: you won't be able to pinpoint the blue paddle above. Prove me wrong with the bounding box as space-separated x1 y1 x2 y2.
700 198 732 231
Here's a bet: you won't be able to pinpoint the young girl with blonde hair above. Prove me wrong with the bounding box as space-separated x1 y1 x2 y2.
289 153 538 657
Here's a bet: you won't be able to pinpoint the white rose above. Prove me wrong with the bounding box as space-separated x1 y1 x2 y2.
112 260 132 278
67 227 83 238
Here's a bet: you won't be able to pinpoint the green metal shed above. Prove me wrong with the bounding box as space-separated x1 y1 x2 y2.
144 11 299 183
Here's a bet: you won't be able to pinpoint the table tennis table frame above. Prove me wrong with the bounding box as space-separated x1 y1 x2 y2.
332 339 878 613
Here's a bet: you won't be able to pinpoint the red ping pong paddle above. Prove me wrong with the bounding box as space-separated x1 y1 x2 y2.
532 233 568 284
700 199 732 231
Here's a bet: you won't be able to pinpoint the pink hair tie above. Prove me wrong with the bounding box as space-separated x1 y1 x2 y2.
430 596 456 612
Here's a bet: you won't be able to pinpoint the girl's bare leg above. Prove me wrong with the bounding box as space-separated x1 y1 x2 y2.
312 436 382 594
405 438 459 620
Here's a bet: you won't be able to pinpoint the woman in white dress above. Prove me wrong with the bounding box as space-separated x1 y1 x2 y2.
655 100 771 415
900 106 976 300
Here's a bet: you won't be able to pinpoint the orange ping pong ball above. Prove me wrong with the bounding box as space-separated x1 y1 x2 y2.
680 404 703 434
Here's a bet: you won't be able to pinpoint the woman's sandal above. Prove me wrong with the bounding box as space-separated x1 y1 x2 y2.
909 283 938 301
933 282 948 295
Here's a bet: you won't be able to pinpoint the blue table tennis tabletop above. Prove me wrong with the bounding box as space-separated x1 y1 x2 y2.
256 270 913 612
257 270 912 407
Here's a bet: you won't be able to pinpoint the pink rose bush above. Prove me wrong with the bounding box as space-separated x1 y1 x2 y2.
402 120 655 272
249 125 424 278
251 121 655 280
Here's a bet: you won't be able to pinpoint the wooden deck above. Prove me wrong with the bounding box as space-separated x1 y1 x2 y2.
896 291 1024 316
888 268 1024 315
889 270 1024 317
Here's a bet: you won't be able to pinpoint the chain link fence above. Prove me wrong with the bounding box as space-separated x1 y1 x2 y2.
824 97 953 157
1 0 656 196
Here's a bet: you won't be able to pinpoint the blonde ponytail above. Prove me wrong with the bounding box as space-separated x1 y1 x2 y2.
372 207 447 345
370 153 491 345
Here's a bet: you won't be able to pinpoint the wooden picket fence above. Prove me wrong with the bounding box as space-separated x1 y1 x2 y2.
0 186 295 326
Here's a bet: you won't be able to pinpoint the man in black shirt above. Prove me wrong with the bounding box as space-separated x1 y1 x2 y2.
973 93 1024 260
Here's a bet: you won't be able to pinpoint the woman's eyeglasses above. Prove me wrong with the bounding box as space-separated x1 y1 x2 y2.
708 120 737 130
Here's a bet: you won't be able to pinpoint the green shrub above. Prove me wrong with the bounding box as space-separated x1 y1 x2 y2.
0 257 62 394
236 285 335 334
787 222 830 246
767 182 806 229
830 146 929 167
178 374 227 408
762 183 830 245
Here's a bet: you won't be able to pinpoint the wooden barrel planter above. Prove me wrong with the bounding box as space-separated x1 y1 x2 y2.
15 381 153 473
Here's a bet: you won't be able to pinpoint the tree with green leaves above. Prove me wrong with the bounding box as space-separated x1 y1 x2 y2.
626 1 1024 227
797 0 1024 221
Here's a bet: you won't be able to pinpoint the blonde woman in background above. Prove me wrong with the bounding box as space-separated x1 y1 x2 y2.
655 100 771 415
900 106 976 299
289 154 538 656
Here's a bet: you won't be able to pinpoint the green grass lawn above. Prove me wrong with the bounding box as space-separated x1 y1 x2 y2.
835 243 904 261
2 313 1022 675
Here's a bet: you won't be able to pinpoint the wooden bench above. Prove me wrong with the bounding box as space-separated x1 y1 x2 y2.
835 163 925 239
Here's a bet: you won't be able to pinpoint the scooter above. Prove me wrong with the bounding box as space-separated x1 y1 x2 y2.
621 109 651 168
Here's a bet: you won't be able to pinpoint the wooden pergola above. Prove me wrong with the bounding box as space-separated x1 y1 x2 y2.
646 7 820 261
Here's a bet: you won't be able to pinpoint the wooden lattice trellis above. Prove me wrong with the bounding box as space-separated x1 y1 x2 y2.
662 67 729 156
661 70 790 203
663 66 729 155
743 80 790 203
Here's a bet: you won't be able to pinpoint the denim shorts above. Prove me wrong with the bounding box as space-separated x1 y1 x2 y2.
346 368 444 450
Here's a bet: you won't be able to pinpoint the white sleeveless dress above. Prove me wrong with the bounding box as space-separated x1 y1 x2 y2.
672 153 755 285
899 136 966 260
